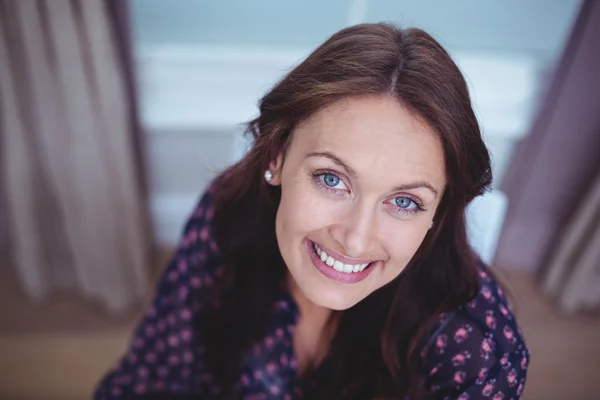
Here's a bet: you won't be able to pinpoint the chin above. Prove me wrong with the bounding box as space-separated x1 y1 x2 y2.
303 285 364 311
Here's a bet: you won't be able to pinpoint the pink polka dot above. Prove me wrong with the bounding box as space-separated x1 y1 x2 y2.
145 326 156 337
138 366 149 378
145 307 156 318
180 309 192 321
270 386 280 395
276 300 288 310
178 259 188 273
111 386 122 396
195 205 204 217
167 313 177 325
133 338 144 349
168 335 179 347
275 328 284 338
134 383 146 394
127 353 137 364
200 227 209 241
168 355 180 365
181 329 192 342
266 363 276 374
191 277 202 288
183 351 193 363
145 352 157 363
241 374 250 386
155 340 166 352
153 380 166 391
280 354 289 366
265 337 274 348
207 206 215 219
179 286 189 300
210 241 218 252
253 370 263 379
286 324 295 333
168 270 178 282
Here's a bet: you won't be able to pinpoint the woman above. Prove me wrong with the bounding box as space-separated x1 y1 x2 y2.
95 23 529 399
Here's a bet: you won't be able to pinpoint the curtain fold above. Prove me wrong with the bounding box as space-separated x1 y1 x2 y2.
495 0 600 313
542 172 600 313
0 0 149 313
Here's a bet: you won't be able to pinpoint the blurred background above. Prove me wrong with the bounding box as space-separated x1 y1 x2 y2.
0 0 599 399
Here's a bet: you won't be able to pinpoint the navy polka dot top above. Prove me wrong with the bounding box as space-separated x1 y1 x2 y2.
95 185 529 399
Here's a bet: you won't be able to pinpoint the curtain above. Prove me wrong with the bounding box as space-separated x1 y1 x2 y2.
542 171 600 313
495 0 600 313
0 0 150 312
495 0 600 276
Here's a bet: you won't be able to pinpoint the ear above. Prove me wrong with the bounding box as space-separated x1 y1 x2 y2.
267 154 283 185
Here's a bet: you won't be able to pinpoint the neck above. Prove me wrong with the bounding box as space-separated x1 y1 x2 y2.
286 273 338 376
286 272 332 324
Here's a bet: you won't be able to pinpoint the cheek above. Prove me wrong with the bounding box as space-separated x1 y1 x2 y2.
381 222 430 268
278 185 339 236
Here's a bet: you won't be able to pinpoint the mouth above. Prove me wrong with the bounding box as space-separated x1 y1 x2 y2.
305 239 378 284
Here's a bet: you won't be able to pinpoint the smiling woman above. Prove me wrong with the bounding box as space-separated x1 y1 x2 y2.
95 23 529 399
270 96 446 312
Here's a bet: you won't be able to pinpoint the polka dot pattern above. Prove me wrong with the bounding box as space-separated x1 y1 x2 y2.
94 185 529 399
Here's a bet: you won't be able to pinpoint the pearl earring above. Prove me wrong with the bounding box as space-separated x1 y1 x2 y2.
264 170 273 182
429 220 434 229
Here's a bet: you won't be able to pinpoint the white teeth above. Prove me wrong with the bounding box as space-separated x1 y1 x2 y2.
313 243 372 274
333 260 344 271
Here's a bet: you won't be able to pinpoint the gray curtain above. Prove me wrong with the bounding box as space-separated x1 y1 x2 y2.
496 0 600 312
0 0 150 312
496 0 600 271
542 171 600 313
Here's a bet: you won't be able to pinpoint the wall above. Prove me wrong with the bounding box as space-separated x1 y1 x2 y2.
128 1 582 247
131 0 581 59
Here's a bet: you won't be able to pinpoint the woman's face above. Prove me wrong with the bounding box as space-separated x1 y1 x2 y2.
270 95 446 310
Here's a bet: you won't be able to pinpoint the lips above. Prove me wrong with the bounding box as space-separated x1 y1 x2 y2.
305 239 378 284
313 242 371 273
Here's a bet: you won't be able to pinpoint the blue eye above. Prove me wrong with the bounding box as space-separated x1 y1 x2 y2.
322 173 340 187
394 197 416 209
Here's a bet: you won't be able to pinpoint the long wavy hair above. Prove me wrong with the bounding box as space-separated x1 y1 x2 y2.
204 23 492 398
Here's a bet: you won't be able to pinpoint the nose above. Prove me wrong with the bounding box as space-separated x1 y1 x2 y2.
329 200 377 258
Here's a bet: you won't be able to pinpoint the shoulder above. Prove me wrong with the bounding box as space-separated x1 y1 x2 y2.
94 182 223 399
419 262 530 399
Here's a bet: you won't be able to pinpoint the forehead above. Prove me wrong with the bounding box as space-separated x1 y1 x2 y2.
291 96 446 190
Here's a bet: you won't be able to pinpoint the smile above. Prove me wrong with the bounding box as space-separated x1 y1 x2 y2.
305 239 378 284
314 243 370 273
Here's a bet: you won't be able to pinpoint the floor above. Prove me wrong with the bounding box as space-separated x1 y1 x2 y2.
0 257 599 400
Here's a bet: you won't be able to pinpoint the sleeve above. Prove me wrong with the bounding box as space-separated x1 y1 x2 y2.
421 311 529 400
94 186 223 399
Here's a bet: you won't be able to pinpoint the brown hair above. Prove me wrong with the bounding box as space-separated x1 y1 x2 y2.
204 23 492 398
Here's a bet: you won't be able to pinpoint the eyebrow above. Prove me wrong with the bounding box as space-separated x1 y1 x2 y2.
306 151 357 177
305 151 440 198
